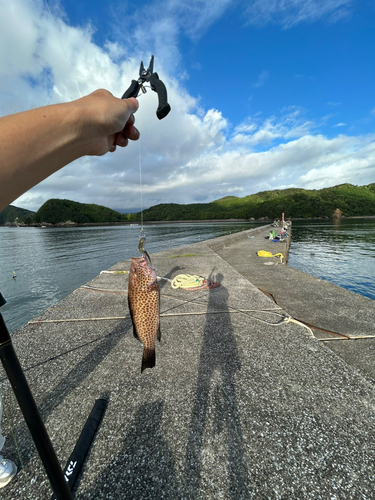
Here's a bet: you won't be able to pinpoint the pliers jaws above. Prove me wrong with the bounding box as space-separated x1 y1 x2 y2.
122 55 171 120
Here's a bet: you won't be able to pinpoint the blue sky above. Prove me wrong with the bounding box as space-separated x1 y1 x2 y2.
1 0 375 211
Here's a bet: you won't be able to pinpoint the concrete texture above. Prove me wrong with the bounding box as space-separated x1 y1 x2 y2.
0 225 374 499
212 225 375 383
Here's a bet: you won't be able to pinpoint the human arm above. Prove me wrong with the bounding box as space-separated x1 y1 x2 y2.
0 89 139 211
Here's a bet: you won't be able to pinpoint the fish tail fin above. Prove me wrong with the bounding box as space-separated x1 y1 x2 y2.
141 347 155 373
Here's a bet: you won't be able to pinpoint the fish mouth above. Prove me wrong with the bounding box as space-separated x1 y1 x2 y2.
142 250 152 267
132 252 157 275
140 251 156 271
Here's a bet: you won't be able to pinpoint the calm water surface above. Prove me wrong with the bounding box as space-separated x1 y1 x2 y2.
0 222 256 333
1 219 374 333
288 218 375 301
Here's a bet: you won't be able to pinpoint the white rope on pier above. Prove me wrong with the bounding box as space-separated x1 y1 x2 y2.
28 309 285 324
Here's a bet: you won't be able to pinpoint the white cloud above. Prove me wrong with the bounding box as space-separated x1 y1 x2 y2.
251 70 270 88
0 0 124 110
2 0 375 214
232 108 314 146
111 0 233 73
244 0 353 28
158 133 375 201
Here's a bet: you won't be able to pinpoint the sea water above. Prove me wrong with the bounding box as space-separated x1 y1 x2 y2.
1 219 374 333
0 222 256 333
287 218 375 301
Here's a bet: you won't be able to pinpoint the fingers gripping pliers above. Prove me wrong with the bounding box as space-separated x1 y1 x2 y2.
121 55 171 120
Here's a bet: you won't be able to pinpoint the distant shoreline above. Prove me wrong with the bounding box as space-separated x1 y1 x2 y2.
1 215 375 228
1 219 255 228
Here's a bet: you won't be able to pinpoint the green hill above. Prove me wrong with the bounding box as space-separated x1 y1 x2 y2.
32 199 128 224
2 184 375 225
0 205 35 224
130 183 375 221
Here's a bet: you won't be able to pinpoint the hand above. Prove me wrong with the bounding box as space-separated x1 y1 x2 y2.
77 89 140 156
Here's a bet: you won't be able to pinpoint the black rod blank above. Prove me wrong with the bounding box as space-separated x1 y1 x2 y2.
0 313 73 500
50 398 108 499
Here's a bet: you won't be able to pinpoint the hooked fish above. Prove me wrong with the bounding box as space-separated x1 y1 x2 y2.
128 251 161 372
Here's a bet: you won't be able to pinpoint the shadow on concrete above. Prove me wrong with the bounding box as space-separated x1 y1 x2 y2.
158 266 181 292
183 272 250 499
1 320 130 469
85 399 180 499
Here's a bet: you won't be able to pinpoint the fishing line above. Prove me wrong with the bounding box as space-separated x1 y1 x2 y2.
139 136 144 235
2 8 83 495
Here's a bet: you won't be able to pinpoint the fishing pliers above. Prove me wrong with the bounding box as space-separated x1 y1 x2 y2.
122 55 171 120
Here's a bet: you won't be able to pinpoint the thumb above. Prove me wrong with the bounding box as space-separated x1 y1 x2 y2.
124 97 139 114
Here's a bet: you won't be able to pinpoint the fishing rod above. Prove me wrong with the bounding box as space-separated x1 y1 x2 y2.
0 294 107 498
0 293 73 499
0 42 169 498
50 398 108 500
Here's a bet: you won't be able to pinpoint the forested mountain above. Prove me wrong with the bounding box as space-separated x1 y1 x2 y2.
32 199 129 224
0 205 35 224
131 183 375 221
1 184 375 225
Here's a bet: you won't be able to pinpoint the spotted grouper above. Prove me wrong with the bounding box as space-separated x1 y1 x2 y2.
128 251 161 372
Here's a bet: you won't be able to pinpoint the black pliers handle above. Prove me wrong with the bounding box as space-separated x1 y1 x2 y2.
121 55 171 120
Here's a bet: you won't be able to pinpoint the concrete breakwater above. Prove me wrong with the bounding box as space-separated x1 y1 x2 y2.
0 224 374 499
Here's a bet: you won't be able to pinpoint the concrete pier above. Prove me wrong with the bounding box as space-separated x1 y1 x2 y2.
0 224 374 499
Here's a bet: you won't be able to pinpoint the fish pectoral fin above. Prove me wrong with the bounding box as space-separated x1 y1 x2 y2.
128 297 140 341
133 326 140 341
141 347 156 373
157 325 161 343
147 281 158 291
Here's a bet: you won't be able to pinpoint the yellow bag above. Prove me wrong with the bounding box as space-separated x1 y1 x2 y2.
257 250 284 263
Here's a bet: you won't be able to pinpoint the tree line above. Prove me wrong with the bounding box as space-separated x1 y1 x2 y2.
131 183 375 221
1 183 375 225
